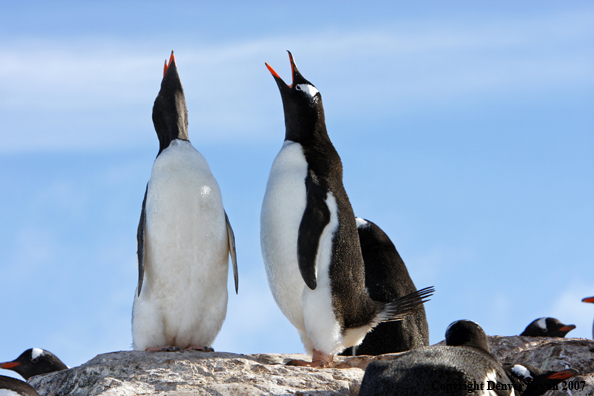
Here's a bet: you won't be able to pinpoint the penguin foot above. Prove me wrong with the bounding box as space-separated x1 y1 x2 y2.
286 350 334 368
184 345 214 352
145 346 183 352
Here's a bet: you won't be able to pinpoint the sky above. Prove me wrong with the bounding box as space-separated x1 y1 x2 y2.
0 0 593 379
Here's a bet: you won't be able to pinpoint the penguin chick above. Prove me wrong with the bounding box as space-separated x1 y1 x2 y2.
341 218 429 356
261 51 433 367
132 51 238 352
0 349 67 380
520 317 575 338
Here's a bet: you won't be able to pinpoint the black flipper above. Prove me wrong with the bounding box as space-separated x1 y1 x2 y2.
225 211 239 294
297 169 331 290
136 185 148 296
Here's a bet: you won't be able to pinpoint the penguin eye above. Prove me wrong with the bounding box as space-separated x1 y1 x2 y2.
295 84 319 100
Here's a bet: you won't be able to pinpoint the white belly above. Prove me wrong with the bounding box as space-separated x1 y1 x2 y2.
260 141 309 338
132 140 229 350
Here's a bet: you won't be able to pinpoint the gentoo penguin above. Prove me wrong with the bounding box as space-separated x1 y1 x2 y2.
0 348 67 380
503 363 577 396
341 218 429 356
360 320 514 396
0 376 39 396
520 317 575 338
132 51 238 352
260 51 433 367
582 296 594 338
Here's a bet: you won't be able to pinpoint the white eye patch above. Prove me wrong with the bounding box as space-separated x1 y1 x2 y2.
295 84 319 99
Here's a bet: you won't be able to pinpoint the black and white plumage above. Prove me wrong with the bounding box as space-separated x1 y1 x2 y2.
132 52 238 351
0 349 67 380
360 320 515 396
582 296 594 338
0 376 39 396
520 317 575 338
503 363 577 396
341 218 429 356
260 51 433 367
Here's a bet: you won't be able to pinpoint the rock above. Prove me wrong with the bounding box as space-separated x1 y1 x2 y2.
28 336 594 395
28 351 374 396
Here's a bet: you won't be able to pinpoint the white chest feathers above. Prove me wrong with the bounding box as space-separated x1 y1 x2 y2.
132 139 230 351
261 141 309 332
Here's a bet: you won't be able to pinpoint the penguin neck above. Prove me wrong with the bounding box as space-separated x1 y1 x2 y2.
283 106 331 148
152 94 189 156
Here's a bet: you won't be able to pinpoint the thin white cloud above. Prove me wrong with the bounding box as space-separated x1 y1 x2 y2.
0 9 591 153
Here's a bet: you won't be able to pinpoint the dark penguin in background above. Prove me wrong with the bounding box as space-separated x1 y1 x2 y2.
520 317 575 338
260 51 434 367
0 348 67 380
360 320 515 396
132 52 238 351
503 363 576 396
583 296 594 338
341 218 429 356
0 376 40 396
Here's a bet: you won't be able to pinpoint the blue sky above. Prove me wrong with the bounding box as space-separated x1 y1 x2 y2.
1 1 593 377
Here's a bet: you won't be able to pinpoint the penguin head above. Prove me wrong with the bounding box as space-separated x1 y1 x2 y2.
503 364 577 396
152 51 189 155
265 51 326 142
445 320 490 353
520 317 576 337
0 348 67 380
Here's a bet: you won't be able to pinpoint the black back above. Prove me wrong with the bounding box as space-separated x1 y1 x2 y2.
341 219 429 355
266 52 378 328
503 364 577 396
520 317 576 337
359 346 514 396
0 349 67 380
360 320 514 396
152 51 189 156
0 375 40 396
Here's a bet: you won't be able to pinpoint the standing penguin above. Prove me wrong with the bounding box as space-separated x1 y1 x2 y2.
583 296 594 338
260 51 433 367
341 218 429 356
132 52 238 352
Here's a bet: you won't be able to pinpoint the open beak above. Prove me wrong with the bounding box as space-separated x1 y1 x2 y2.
163 51 175 77
265 50 306 89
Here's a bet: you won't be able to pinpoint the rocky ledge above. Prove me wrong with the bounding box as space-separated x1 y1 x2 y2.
29 336 594 396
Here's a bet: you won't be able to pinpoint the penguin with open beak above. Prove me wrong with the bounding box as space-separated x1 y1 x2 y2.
261 51 433 367
132 52 238 352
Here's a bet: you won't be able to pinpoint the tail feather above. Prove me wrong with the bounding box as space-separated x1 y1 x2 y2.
372 286 435 327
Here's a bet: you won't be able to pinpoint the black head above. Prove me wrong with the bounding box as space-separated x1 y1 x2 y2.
520 317 576 337
0 348 67 380
152 51 189 156
503 363 577 396
445 320 490 353
265 51 326 143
